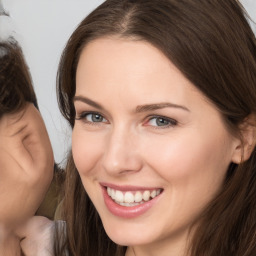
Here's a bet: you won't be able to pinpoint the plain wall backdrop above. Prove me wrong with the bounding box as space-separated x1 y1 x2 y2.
0 0 255 164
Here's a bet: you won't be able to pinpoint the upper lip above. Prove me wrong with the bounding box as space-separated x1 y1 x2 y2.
100 182 163 192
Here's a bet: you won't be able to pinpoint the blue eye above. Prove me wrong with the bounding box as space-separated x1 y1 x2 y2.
86 113 106 122
76 112 108 123
147 116 177 127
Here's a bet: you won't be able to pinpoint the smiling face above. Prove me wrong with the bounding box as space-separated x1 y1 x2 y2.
72 38 240 255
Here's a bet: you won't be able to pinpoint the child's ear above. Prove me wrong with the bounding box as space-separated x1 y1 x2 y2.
231 114 256 164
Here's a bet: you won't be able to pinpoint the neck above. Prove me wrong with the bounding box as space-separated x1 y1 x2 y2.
0 224 21 256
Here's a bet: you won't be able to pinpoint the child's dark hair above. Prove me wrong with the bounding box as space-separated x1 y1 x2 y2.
0 38 38 118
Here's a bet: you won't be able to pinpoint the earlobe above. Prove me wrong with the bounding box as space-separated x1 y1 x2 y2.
231 115 256 164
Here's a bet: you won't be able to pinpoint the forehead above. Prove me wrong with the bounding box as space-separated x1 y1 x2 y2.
76 38 190 90
77 37 173 74
75 37 211 111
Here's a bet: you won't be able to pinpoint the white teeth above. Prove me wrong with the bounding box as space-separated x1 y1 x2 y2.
134 191 143 203
118 202 143 207
151 190 157 198
124 192 134 203
107 187 162 205
142 190 150 201
115 190 124 203
107 187 111 196
111 189 116 200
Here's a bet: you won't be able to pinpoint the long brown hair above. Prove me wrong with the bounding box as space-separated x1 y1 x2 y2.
56 0 256 255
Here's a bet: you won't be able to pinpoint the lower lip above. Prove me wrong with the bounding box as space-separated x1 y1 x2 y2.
102 187 161 218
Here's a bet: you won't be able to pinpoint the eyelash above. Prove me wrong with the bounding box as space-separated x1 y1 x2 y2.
76 111 108 124
75 111 177 128
144 115 177 128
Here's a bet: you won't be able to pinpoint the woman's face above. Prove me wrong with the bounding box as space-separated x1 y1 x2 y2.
72 38 239 252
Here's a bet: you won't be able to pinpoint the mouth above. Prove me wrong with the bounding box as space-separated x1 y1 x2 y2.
106 186 162 207
101 184 163 218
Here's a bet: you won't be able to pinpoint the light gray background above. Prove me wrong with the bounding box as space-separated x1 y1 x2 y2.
0 0 255 164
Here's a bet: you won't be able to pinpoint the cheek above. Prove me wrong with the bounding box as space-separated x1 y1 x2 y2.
142 130 232 189
141 132 233 225
72 127 103 176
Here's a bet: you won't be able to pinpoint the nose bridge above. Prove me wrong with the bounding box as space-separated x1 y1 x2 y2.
102 123 142 175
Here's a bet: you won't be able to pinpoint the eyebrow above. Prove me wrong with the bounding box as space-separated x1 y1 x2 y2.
135 103 190 113
74 96 189 112
74 96 103 109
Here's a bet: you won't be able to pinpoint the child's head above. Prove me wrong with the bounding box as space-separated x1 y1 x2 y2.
0 39 38 118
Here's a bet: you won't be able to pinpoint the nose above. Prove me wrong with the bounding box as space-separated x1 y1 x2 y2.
102 126 143 176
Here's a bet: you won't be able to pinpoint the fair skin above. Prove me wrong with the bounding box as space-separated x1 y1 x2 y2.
18 216 55 256
0 103 53 255
72 38 242 256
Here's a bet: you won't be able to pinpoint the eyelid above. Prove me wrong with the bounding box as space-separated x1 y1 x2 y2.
75 111 108 123
75 110 177 129
143 115 178 128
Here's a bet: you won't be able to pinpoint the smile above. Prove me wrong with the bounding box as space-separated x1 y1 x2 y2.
107 187 162 207
101 183 163 218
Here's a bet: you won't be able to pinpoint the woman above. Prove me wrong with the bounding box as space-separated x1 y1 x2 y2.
0 39 56 255
22 0 256 255
54 0 256 255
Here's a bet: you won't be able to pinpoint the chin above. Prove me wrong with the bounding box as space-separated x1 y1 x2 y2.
103 222 155 247
107 234 148 247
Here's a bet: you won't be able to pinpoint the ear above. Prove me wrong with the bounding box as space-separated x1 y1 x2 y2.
231 114 256 164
